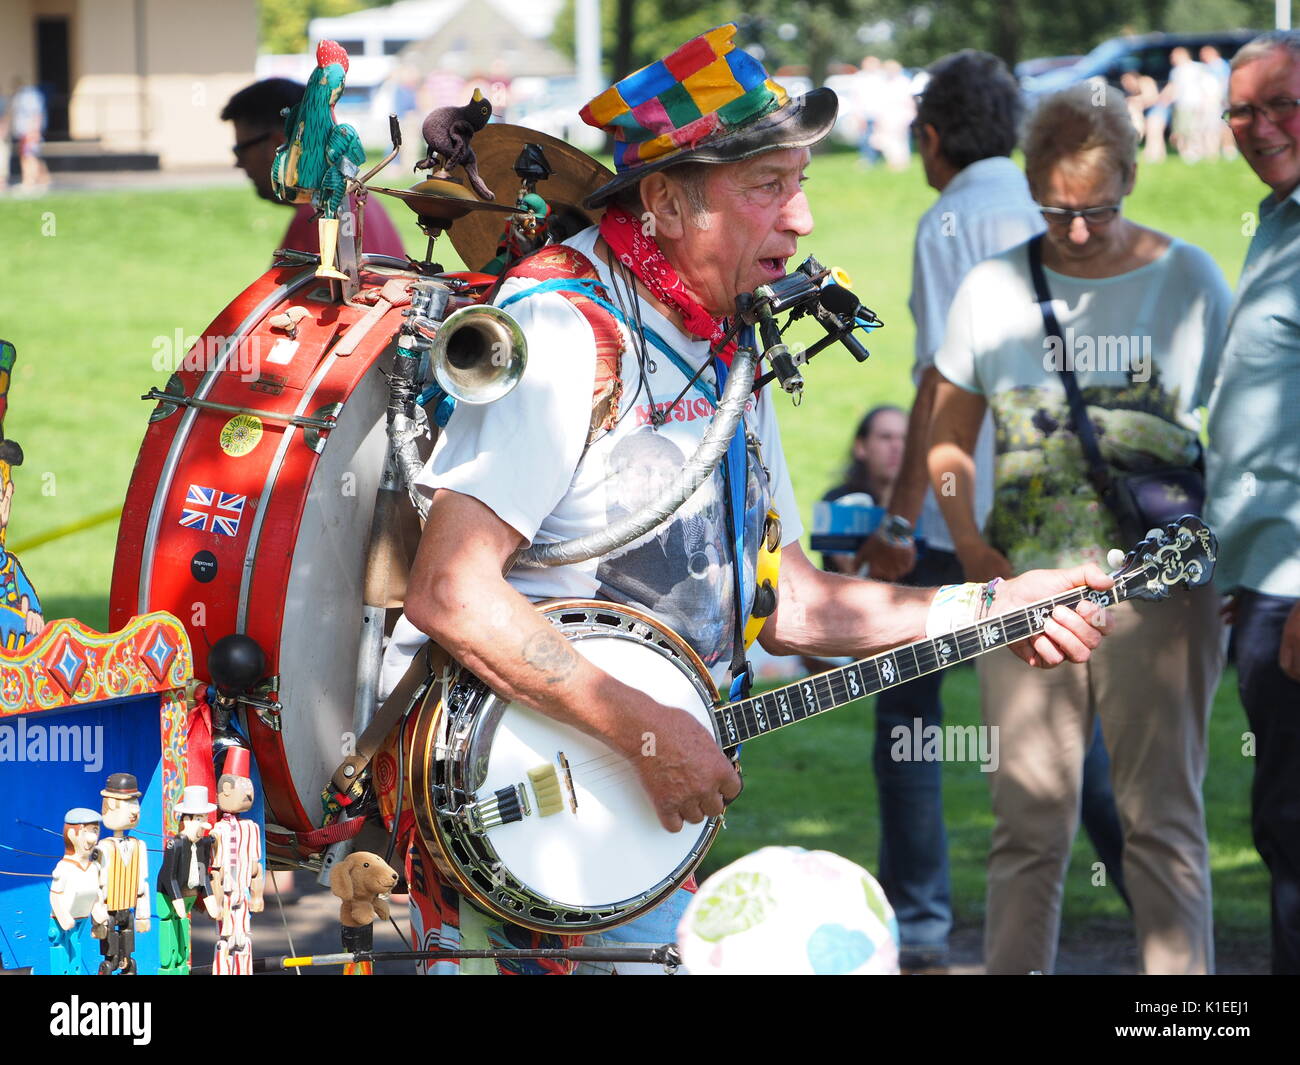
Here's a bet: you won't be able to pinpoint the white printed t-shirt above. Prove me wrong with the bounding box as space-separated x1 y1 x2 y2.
935 237 1229 572
909 156 1045 552
380 226 802 696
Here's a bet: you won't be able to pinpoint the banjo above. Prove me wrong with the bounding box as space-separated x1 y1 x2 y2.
406 517 1218 934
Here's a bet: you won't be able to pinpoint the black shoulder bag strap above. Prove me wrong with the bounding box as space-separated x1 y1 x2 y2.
1026 235 1113 500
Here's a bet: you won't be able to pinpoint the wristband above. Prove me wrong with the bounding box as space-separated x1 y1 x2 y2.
926 582 984 637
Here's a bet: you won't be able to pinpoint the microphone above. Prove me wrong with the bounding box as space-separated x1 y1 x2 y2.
818 282 860 320
744 258 884 392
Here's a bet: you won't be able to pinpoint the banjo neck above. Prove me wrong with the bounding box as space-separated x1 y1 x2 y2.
711 577 1139 750
409 519 1214 935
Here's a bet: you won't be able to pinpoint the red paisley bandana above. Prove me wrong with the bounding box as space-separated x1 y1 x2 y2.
599 205 737 364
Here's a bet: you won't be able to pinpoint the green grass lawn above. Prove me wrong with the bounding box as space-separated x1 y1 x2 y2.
703 662 1266 941
0 150 1270 943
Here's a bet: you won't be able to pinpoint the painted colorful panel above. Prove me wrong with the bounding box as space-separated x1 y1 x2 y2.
0 612 191 715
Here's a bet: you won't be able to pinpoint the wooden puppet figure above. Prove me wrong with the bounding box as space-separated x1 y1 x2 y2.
92 773 151 976
271 40 366 281
156 785 218 976
48 809 101 975
209 748 264 975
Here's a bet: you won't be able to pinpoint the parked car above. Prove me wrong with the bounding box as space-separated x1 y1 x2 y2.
1020 29 1260 101
1015 55 1084 80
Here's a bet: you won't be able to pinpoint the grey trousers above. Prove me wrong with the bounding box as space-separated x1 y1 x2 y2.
977 583 1223 974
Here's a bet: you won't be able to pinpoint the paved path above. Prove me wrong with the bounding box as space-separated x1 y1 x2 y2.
3 167 243 196
188 870 1268 975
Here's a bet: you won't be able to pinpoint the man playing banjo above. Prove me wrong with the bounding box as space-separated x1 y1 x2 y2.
381 24 1115 973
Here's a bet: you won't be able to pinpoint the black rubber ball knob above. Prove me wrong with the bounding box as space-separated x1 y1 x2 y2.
208 634 266 696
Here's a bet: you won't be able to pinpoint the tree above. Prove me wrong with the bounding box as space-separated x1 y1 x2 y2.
259 0 393 55
552 0 1268 86
551 0 893 84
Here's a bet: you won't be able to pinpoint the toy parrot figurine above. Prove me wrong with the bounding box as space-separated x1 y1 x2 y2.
414 89 495 200
271 40 367 281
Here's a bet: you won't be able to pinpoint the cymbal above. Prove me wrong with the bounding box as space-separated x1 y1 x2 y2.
369 178 520 224
443 124 613 271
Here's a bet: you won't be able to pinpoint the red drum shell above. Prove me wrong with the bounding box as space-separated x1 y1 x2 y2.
111 258 422 847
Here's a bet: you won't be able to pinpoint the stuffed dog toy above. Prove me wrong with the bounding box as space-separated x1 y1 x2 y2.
330 851 400 928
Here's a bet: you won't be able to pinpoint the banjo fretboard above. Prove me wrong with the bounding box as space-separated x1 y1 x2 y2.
711 577 1138 749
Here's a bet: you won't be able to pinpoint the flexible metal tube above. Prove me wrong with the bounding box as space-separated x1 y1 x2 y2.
518 345 758 567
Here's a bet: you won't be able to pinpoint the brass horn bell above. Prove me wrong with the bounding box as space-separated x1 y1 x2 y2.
429 304 527 405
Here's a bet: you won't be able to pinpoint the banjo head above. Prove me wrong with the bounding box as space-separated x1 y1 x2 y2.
410 601 724 933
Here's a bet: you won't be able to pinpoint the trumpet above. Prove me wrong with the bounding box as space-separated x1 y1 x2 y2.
428 304 527 405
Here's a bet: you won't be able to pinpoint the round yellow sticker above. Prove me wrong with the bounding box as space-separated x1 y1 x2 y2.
220 414 263 457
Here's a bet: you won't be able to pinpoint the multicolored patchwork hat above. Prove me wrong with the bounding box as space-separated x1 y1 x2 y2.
579 24 837 208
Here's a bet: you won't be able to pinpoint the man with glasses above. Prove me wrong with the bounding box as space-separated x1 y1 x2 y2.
857 50 1129 974
1206 31 1300 975
220 78 405 262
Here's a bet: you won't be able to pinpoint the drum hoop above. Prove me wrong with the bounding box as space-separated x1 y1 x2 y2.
137 267 321 615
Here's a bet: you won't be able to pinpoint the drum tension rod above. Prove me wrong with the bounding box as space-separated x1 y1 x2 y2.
141 387 339 431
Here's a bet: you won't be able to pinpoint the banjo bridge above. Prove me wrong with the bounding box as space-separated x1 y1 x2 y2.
527 753 576 817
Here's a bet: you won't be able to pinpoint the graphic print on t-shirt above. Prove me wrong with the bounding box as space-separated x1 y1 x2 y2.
593 423 770 677
986 363 1201 573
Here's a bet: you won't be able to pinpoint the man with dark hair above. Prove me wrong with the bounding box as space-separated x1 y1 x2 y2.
220 77 405 260
855 50 1130 973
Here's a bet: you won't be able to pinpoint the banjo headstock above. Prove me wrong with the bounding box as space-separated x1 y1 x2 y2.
1110 515 1218 602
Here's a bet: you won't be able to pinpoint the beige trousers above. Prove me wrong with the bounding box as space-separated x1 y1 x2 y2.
978 583 1223 974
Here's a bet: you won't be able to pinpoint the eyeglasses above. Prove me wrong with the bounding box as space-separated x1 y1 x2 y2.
1037 204 1122 227
1222 97 1300 127
231 131 274 158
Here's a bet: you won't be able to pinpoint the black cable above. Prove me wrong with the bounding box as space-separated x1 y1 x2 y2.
382 696 415 868
612 260 658 423
657 354 715 420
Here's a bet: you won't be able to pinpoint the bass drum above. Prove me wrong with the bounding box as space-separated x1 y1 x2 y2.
111 255 433 851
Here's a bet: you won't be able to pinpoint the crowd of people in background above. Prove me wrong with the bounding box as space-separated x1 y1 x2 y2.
843 57 921 170
817 32 1300 975
1121 45 1236 162
831 42 1243 172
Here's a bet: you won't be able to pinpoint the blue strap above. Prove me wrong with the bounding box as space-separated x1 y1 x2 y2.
498 278 717 405
504 274 751 691
714 337 752 696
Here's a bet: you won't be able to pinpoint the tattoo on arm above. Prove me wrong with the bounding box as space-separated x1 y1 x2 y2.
521 628 579 684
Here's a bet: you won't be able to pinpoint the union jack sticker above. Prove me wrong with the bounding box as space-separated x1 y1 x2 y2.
179 484 246 537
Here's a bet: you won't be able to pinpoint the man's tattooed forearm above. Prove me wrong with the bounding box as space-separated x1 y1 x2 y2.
521 629 578 684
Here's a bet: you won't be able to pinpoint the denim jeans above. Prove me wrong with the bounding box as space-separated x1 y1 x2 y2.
873 548 964 964
577 885 693 974
1233 589 1300 974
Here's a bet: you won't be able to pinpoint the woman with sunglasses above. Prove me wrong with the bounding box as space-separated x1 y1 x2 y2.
927 83 1230 974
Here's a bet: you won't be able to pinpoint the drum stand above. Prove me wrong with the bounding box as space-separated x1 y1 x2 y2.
190 942 683 975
